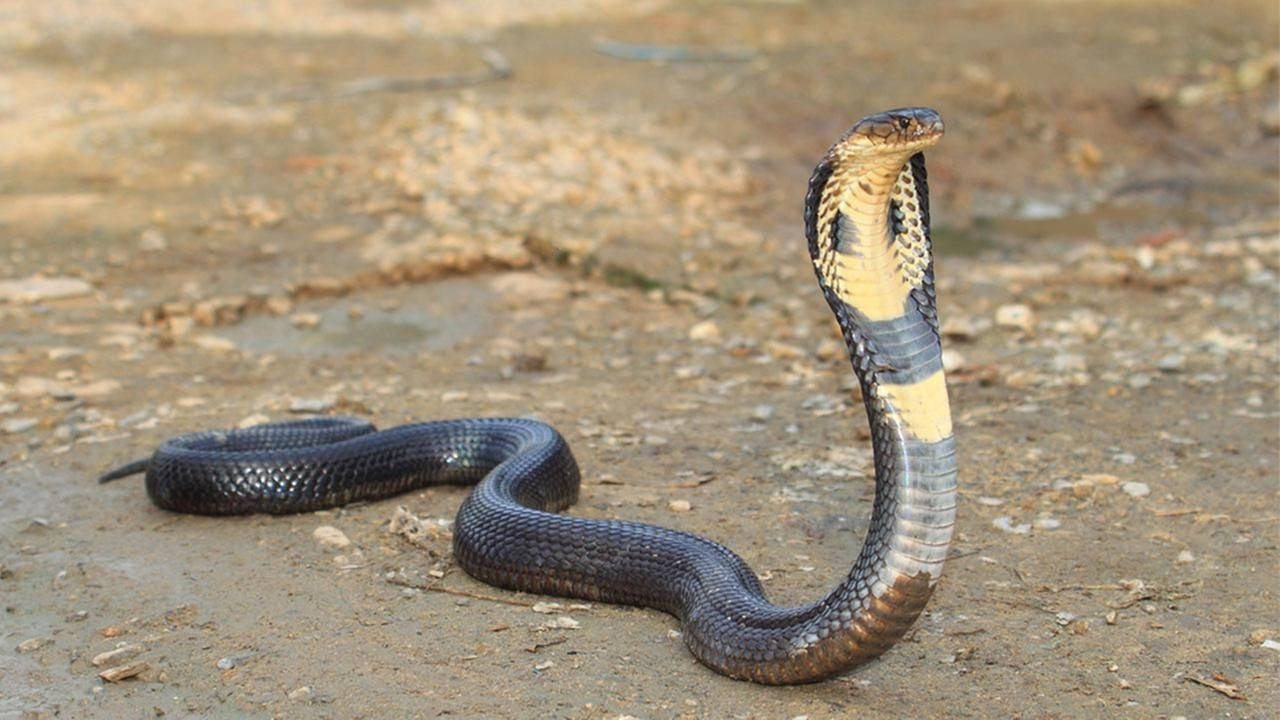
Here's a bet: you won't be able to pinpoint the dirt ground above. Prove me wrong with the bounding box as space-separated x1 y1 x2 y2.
2 1 1278 718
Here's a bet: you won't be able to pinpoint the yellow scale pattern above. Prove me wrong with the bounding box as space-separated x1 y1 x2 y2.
814 153 950 444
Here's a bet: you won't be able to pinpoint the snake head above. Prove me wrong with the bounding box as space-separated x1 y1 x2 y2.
841 107 944 156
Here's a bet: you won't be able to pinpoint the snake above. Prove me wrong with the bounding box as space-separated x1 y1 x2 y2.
101 107 957 685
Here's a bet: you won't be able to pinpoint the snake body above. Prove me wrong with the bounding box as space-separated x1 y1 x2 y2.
102 108 957 684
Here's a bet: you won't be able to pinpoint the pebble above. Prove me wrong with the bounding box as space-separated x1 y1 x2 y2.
1034 516 1062 530
288 686 314 702
1156 353 1185 372
1175 550 1194 564
16 637 50 653
1127 373 1152 389
941 348 968 372
98 661 148 682
289 397 334 413
2 418 37 434
0 276 93 303
668 499 692 512
1121 482 1150 498
192 335 237 353
750 404 774 422
1112 452 1136 465
542 616 580 630
92 644 143 667
994 304 1035 333
291 312 322 329
688 320 721 342
992 516 1030 535
312 526 351 548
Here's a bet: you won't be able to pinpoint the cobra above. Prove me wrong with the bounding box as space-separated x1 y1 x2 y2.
102 107 957 685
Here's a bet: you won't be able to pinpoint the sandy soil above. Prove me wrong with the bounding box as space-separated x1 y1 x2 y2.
2 1 1278 718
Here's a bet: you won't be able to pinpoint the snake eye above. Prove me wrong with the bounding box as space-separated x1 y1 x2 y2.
897 117 912 131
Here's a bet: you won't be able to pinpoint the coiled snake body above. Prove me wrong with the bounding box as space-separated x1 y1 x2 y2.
102 108 957 685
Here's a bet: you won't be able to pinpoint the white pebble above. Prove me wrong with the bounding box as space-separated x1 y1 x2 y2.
992 516 1030 535
312 525 351 548
1175 550 1194 564
1121 482 1150 498
668 499 692 512
995 304 1035 333
688 320 721 341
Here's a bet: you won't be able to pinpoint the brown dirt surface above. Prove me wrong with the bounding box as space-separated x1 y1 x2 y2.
2 1 1278 718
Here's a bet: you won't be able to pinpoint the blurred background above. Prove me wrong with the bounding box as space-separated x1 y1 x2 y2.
1 1 1277 718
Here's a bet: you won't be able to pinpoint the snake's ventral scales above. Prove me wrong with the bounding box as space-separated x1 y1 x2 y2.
102 107 958 685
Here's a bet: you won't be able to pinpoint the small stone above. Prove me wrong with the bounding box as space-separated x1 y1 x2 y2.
92 644 143 667
1121 482 1150 498
291 312 322 329
1127 373 1152 389
1156 353 1185 372
192 335 237 353
265 296 294 315
542 616 580 630
994 304 1035 333
688 320 721 342
99 661 148 682
2 418 37 434
215 656 240 670
1175 550 1194 564
992 516 1030 535
287 686 314 702
1034 516 1061 530
312 526 351 548
289 397 333 413
668 499 692 512
533 660 554 671
1105 611 1117 625
750 404 775 422
673 364 705 380
17 637 50 653
941 348 968 372
1112 452 1137 465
